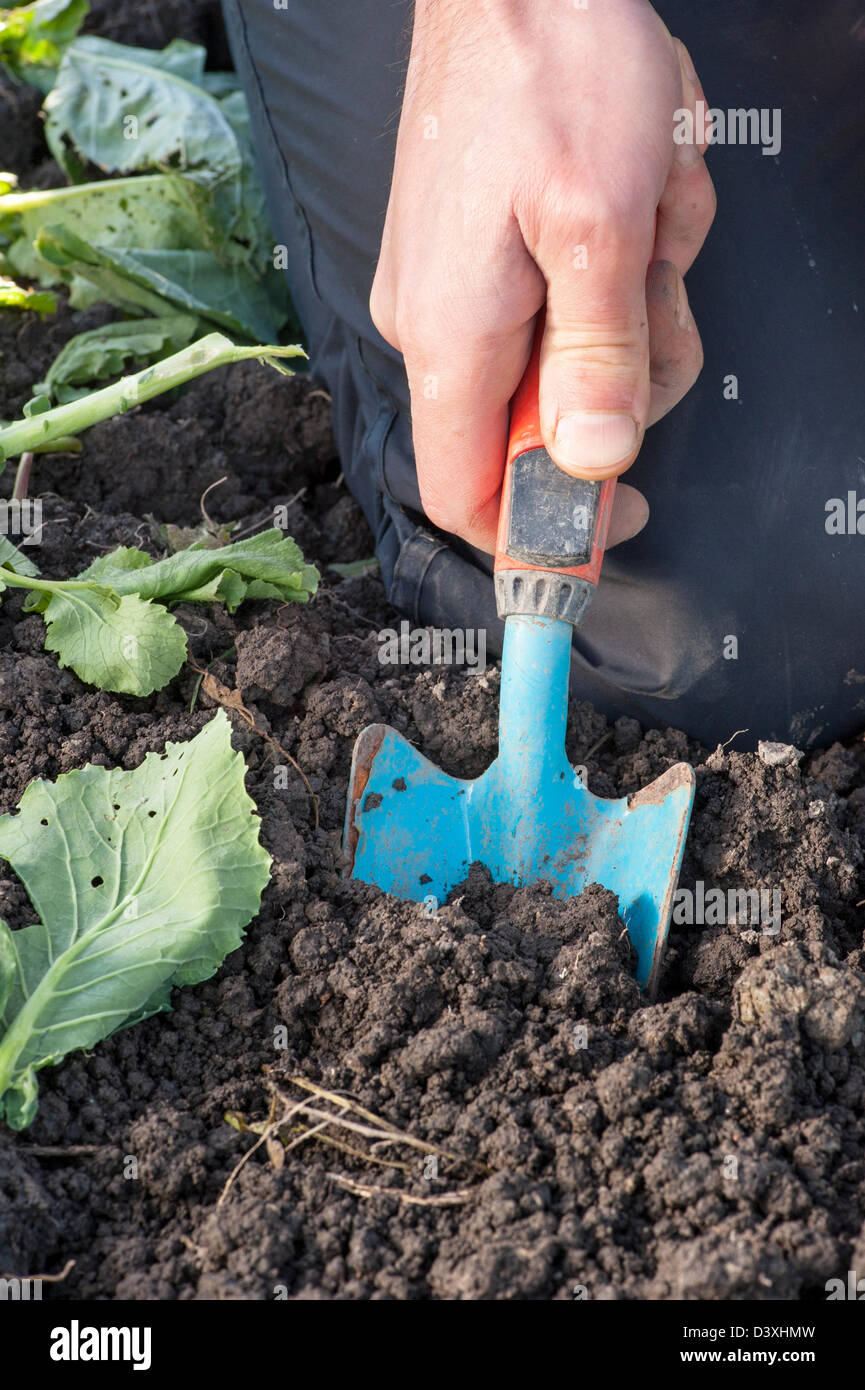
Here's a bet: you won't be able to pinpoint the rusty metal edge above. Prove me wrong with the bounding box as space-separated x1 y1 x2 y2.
641 762 697 999
342 723 387 875
627 760 695 810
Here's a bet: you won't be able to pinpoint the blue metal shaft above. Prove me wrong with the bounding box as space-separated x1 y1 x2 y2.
497 614 572 793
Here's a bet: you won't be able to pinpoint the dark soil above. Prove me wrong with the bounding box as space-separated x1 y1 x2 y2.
1 4 865 1303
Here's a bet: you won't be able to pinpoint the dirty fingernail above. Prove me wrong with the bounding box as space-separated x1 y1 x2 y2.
553 412 638 474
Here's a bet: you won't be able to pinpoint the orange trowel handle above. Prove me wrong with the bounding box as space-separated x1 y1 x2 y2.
493 309 615 590
495 213 656 609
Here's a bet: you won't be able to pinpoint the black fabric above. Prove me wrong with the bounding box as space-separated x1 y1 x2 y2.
222 0 865 750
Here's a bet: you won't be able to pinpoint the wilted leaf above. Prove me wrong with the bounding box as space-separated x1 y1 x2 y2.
33 313 200 401
329 558 380 579
0 176 213 291
35 225 286 342
45 35 274 264
76 529 320 611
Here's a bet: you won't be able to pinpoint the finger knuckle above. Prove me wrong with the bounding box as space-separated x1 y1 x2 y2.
525 166 652 265
418 476 496 540
691 163 718 221
581 185 649 240
390 287 451 355
688 164 718 231
666 171 716 257
418 483 460 535
651 324 703 391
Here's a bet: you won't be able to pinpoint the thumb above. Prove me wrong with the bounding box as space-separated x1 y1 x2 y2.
538 229 651 481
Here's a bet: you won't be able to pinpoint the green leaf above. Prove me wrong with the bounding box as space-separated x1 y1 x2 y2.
329 557 380 579
0 921 15 1018
44 38 217 181
35 225 286 342
0 525 315 694
0 331 305 463
60 34 208 85
33 313 200 400
77 529 320 611
0 0 87 93
45 385 88 405
87 245 286 344
0 176 214 295
200 70 241 99
0 534 39 576
0 711 271 1130
41 585 188 695
45 35 274 266
0 275 56 314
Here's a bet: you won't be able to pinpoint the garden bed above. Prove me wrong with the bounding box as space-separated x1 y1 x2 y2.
1 0 864 1303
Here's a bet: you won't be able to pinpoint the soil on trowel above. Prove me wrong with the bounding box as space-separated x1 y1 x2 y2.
1 0 864 1303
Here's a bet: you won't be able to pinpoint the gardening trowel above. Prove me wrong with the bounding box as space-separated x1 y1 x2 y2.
343 317 695 996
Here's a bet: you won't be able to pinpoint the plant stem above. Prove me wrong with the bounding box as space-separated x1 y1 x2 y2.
12 452 34 501
0 174 181 215
0 335 304 462
0 569 89 595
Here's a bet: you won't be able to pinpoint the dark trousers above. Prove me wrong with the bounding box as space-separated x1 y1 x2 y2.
222 0 865 750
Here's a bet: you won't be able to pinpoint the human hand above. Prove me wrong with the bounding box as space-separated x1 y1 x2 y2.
370 0 715 553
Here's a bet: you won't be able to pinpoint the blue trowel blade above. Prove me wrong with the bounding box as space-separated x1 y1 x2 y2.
343 616 695 996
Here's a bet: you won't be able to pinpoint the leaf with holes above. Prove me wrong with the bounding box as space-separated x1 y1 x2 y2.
44 35 273 264
0 711 271 1130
